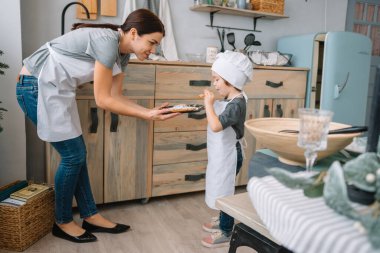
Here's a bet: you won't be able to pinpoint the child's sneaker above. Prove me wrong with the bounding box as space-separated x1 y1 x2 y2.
201 231 231 248
202 216 220 232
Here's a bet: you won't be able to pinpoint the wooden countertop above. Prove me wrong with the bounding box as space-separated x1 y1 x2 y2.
129 59 309 71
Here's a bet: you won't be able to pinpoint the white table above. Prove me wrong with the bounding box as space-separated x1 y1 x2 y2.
247 176 380 253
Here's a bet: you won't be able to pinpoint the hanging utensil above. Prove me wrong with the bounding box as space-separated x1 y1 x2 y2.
222 28 225 52
243 33 256 51
227 32 236 51
217 28 225 52
245 40 262 52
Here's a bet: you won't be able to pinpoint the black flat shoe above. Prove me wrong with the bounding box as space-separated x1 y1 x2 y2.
82 220 130 234
52 223 97 243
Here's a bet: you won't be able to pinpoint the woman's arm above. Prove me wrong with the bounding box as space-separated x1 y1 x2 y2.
93 61 178 120
203 89 223 132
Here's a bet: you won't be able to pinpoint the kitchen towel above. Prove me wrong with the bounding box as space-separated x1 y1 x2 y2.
121 0 137 22
158 0 179 61
122 0 178 61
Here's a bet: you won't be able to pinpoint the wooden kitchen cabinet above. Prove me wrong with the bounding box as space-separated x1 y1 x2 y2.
46 62 308 204
103 100 153 203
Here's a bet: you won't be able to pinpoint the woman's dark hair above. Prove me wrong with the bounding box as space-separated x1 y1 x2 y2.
71 9 165 36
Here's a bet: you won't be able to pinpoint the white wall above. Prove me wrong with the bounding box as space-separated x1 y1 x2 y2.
0 0 25 185
21 0 348 59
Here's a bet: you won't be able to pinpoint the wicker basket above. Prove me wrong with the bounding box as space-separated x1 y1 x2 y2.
0 189 55 252
251 0 285 15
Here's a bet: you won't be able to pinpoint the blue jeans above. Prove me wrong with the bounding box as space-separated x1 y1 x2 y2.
16 75 98 224
219 141 243 236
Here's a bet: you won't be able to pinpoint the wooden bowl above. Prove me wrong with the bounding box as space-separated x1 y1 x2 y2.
245 118 362 166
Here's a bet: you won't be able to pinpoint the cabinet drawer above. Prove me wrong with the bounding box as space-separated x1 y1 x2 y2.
122 64 155 99
152 161 207 197
154 99 207 132
153 131 207 165
75 64 155 99
155 65 212 99
245 69 307 99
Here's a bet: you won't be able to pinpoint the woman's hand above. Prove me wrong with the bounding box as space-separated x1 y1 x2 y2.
148 102 180 121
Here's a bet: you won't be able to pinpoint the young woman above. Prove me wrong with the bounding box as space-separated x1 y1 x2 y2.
16 9 179 243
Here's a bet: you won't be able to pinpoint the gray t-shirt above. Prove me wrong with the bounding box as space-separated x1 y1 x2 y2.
219 96 247 139
23 28 130 77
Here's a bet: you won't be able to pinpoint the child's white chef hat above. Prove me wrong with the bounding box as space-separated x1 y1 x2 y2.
211 50 253 90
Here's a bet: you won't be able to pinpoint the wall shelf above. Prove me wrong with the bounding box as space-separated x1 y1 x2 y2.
190 4 288 32
190 4 288 19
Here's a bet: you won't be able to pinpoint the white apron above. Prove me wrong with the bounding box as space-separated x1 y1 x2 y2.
205 95 242 210
37 43 121 142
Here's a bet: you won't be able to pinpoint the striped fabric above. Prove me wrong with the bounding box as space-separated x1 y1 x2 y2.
247 176 380 253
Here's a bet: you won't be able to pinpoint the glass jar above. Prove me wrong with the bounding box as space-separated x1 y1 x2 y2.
237 0 246 9
226 0 236 8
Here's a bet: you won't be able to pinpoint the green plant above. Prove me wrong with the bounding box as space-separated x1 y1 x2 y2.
0 49 9 133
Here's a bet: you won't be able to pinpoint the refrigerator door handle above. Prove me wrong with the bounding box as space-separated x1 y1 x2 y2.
334 72 350 99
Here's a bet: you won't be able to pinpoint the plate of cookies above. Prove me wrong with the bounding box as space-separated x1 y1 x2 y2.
164 104 204 113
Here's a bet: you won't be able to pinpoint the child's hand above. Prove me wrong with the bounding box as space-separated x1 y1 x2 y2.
202 89 215 107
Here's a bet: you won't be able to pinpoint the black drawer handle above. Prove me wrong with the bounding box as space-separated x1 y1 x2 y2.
264 105 271 117
188 113 206 120
275 104 283 118
110 112 119 132
185 173 205 181
265 80 283 88
189 80 211 86
186 143 207 151
89 108 98 133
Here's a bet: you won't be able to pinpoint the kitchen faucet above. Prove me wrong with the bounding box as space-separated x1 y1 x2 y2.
61 1 90 35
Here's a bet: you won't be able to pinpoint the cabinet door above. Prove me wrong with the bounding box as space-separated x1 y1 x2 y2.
273 98 305 118
46 100 104 204
104 99 153 203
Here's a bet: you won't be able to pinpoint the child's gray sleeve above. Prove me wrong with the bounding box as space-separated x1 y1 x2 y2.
219 103 242 129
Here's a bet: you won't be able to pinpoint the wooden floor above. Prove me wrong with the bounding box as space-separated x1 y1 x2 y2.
0 188 256 253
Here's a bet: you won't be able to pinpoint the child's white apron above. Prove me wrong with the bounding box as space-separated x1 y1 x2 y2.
37 42 121 142
205 95 242 210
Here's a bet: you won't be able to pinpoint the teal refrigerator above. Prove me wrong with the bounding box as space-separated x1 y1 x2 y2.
277 32 372 126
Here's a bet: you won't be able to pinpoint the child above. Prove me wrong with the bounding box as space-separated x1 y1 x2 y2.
201 51 253 248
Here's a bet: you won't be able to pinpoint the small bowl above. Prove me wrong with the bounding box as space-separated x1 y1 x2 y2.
245 118 362 166
186 53 205 63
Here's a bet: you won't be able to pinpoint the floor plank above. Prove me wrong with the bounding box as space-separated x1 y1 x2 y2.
0 188 256 253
